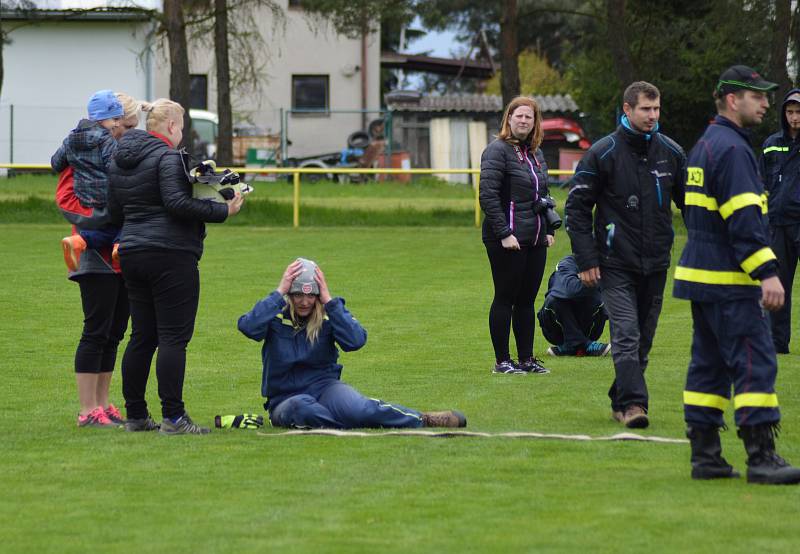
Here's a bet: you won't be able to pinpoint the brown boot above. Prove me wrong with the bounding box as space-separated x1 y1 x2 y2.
623 405 649 429
421 410 467 428
611 410 625 423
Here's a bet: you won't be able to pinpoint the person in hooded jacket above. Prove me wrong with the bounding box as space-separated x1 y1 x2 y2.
479 96 557 376
565 81 686 429
238 258 467 429
761 87 800 354
108 98 244 435
52 91 142 428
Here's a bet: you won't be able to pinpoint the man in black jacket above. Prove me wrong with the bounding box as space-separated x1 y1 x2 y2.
761 88 800 353
109 99 243 435
565 81 686 428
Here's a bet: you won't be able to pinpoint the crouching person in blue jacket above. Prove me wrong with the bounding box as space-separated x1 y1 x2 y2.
537 255 610 357
238 258 467 429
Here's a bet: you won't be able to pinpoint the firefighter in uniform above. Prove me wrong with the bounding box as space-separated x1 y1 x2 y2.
674 65 800 484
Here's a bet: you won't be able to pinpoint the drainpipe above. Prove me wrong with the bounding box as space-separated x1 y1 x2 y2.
361 31 367 130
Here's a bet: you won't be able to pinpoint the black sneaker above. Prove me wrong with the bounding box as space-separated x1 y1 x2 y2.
516 357 550 374
492 360 525 374
124 413 160 432
159 414 211 435
547 345 577 356
584 341 612 356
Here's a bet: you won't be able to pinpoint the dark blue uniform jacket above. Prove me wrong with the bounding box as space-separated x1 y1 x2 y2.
760 87 800 226
238 291 367 409
674 115 778 302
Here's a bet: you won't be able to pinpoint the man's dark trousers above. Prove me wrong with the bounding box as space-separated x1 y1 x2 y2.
538 297 606 350
601 267 667 413
769 223 800 352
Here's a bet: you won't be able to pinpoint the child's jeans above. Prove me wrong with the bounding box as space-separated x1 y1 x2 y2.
80 225 121 250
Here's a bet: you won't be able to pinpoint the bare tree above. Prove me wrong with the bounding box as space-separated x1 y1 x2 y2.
499 0 520 106
163 0 193 153
606 0 635 88
770 0 793 106
213 0 233 165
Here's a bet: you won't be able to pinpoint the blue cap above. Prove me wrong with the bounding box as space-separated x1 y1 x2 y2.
87 90 123 121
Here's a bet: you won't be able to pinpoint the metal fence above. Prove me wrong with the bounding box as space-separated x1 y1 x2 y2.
0 164 575 228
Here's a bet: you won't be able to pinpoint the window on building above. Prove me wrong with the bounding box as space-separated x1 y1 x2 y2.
292 75 329 112
189 74 208 110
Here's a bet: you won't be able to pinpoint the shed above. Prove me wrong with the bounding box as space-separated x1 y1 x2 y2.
385 92 582 184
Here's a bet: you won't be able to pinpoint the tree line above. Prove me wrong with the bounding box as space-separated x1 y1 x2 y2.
3 0 798 157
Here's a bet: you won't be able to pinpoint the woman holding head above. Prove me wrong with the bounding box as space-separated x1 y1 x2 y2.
479 96 558 375
108 98 244 435
238 258 466 429
53 91 143 427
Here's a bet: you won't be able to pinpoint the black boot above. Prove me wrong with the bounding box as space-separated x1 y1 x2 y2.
686 425 739 480
738 424 800 485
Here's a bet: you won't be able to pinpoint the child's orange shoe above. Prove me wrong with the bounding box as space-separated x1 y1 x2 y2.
61 235 86 272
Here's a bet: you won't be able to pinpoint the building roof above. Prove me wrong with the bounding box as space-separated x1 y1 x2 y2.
385 93 579 114
0 7 153 21
380 52 494 80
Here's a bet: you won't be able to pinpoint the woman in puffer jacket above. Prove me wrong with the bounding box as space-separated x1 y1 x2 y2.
108 98 244 435
479 96 558 375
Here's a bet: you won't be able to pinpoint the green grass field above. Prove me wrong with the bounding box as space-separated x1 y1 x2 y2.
1 176 799 552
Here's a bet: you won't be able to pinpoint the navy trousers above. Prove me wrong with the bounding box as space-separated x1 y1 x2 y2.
537 297 606 350
769 223 800 353
269 382 423 429
684 299 781 428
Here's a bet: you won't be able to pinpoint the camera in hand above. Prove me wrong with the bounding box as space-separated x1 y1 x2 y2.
534 196 562 230
190 160 253 203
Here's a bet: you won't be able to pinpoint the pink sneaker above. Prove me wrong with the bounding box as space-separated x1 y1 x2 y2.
104 404 125 425
77 407 116 428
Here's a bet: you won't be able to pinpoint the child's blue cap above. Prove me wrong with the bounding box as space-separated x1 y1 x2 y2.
87 90 123 121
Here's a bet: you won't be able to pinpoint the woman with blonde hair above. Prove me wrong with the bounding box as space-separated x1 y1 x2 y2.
238 258 467 429
108 97 244 435
479 96 558 375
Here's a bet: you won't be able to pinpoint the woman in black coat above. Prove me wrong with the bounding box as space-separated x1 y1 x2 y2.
108 98 244 435
479 96 557 375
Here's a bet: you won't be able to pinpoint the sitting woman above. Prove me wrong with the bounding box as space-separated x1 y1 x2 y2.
238 258 466 429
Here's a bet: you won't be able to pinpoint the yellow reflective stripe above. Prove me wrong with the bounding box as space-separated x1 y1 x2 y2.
684 391 729 411
741 247 777 274
734 393 779 409
761 193 768 214
685 191 718 211
687 167 704 187
719 193 763 219
763 146 789 154
674 266 760 286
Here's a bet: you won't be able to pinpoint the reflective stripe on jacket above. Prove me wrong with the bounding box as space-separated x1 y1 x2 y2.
674 115 778 302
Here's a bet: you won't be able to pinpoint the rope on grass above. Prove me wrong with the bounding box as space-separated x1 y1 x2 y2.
257 429 688 444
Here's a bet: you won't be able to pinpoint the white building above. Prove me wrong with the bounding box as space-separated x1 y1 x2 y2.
0 0 381 163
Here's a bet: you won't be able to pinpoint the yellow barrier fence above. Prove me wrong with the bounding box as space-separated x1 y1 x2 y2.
0 164 575 228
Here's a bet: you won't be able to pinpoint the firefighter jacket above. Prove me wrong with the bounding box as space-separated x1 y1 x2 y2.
760 87 800 226
565 117 686 275
674 115 778 302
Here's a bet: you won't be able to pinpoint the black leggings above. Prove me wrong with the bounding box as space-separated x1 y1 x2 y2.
120 249 200 420
485 243 548 361
75 274 129 374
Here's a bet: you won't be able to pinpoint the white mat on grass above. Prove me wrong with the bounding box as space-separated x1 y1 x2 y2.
258 429 688 444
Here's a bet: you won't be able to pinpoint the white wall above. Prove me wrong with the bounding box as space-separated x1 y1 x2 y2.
0 20 154 164
153 0 382 159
